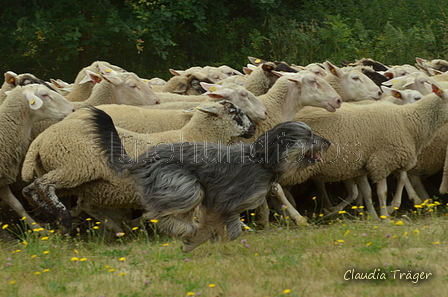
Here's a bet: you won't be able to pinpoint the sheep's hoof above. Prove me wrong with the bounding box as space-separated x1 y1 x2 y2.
291 215 309 227
57 211 73 232
386 205 398 216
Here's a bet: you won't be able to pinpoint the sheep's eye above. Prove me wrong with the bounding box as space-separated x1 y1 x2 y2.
414 96 422 100
352 75 360 80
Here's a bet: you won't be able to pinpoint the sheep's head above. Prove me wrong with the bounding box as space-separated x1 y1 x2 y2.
324 61 382 102
19 84 75 121
187 100 256 138
201 82 268 123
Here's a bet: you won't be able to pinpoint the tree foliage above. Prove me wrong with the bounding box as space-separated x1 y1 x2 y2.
1 0 448 81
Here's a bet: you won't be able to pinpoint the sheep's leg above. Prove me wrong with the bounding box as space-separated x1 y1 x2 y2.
407 175 426 204
78 199 125 235
376 178 389 218
0 185 45 231
315 180 333 209
325 179 358 215
22 179 72 231
271 182 308 226
387 171 407 215
356 175 379 220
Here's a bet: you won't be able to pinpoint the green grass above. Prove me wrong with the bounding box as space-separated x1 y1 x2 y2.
1 212 447 297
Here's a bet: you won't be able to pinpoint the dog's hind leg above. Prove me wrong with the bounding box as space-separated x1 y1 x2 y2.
181 212 244 253
271 183 308 226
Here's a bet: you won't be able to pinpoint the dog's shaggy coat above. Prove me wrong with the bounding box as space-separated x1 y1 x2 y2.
90 108 330 252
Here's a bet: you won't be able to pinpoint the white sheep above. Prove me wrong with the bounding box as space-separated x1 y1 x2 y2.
243 62 282 96
0 84 75 230
64 61 126 102
323 62 383 102
93 83 268 134
21 101 255 233
0 71 49 104
383 72 438 95
29 66 161 140
279 84 448 219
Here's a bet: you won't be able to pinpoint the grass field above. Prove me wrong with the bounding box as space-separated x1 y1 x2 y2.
1 208 447 297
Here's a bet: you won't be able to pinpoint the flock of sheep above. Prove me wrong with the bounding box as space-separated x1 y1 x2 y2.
1 56 448 249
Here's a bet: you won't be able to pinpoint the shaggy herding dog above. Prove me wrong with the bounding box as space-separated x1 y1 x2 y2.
89 107 330 252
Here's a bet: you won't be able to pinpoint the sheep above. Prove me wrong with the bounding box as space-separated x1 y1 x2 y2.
0 84 75 230
345 65 389 87
415 57 448 74
408 121 448 201
169 66 230 83
383 72 439 96
382 64 420 79
248 57 298 73
93 84 268 135
159 72 213 95
64 61 126 102
323 62 383 102
21 101 256 233
242 62 282 96
341 58 389 72
0 71 55 104
279 84 448 219
380 87 423 105
29 65 161 140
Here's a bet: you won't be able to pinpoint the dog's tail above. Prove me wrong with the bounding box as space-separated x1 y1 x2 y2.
87 107 134 173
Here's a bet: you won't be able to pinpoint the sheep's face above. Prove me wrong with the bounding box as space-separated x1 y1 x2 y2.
204 83 268 124
288 72 342 113
112 73 160 106
341 69 382 101
22 84 75 121
196 100 255 138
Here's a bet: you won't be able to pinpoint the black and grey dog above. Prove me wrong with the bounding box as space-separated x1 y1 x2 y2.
89 108 330 252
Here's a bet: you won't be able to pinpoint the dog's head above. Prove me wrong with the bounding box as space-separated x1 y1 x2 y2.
252 121 330 172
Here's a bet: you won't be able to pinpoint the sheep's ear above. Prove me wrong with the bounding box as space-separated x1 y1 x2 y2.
24 91 44 110
248 56 266 66
391 89 403 99
5 71 18 86
195 105 220 116
287 74 304 84
402 77 416 88
243 67 253 75
205 87 234 100
98 63 122 85
323 61 343 77
173 83 187 94
98 62 118 76
415 57 428 68
381 86 392 95
200 82 222 92
262 63 275 73
427 67 443 76
432 84 446 99
169 69 185 76
85 70 102 84
50 78 62 88
383 71 394 80
276 71 299 78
